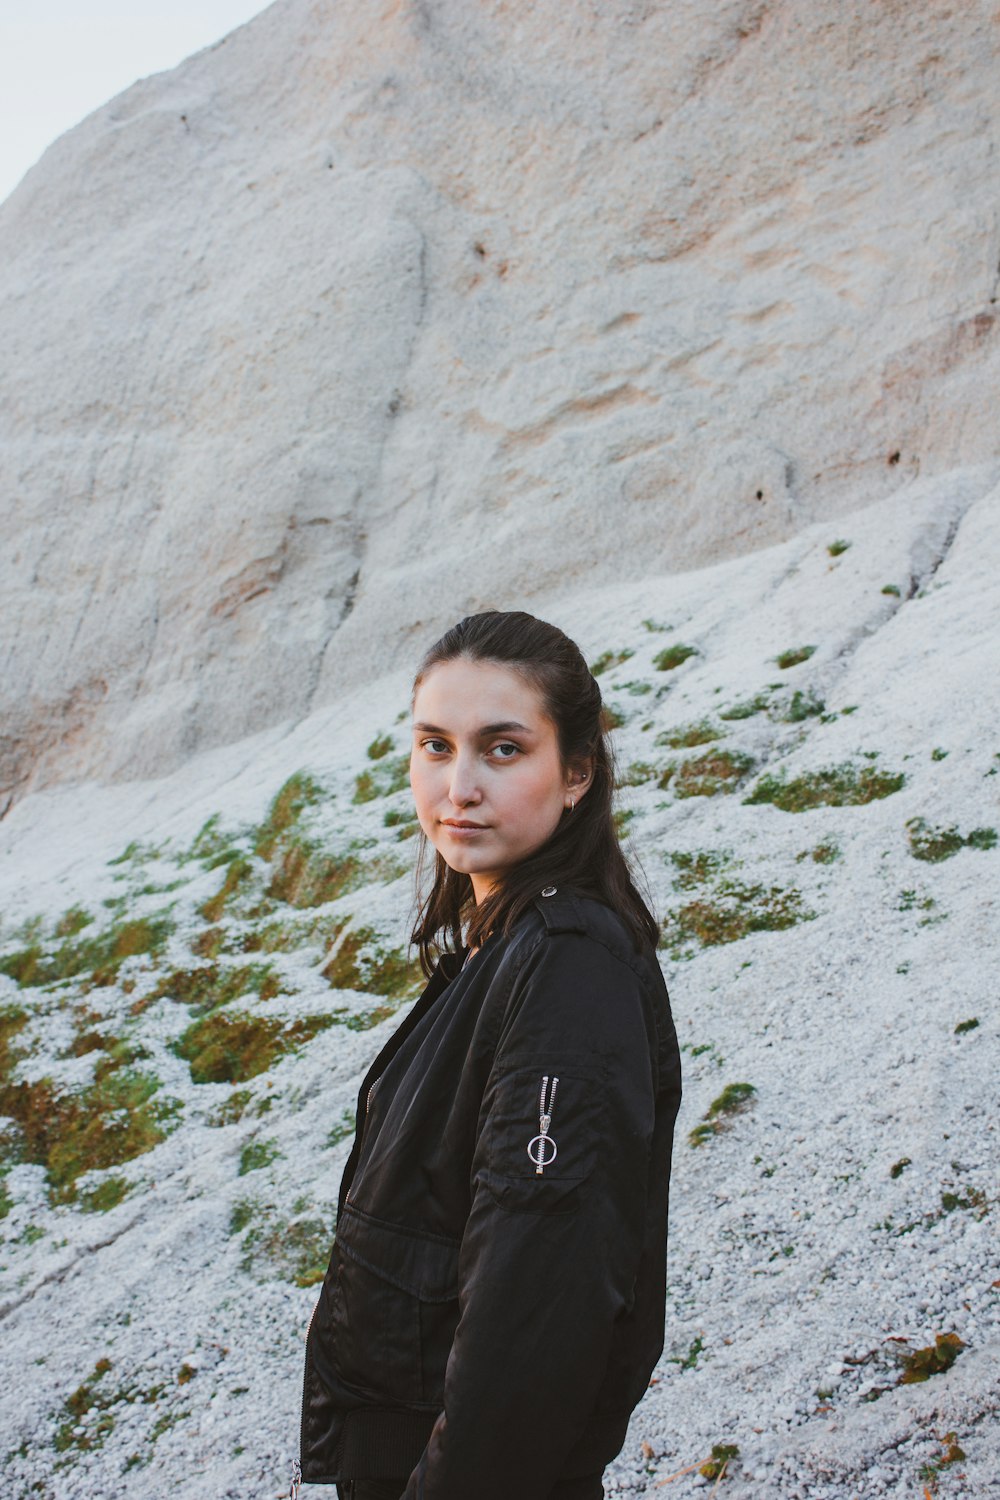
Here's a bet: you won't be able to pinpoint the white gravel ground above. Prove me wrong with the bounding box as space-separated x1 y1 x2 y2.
1 469 997 1498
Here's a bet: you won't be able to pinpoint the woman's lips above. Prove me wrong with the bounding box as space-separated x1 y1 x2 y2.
441 822 489 837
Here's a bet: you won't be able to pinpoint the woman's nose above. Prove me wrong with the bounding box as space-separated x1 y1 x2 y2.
448 752 482 806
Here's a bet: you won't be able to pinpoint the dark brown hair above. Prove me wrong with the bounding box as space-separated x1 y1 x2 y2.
408 609 659 976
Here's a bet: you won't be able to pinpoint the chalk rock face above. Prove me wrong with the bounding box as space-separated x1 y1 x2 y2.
2 0 998 806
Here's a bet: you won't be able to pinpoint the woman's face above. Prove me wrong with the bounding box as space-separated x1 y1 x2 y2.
410 656 591 904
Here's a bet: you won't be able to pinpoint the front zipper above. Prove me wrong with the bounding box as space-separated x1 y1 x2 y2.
297 1297 319 1488
346 1078 379 1204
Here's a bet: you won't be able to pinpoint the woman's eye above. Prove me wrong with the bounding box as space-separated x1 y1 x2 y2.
418 739 520 758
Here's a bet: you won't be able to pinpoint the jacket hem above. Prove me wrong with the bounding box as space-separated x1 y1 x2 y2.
562 1408 632 1473
301 1404 633 1483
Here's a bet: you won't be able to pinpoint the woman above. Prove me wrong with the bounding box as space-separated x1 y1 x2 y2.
296 610 682 1500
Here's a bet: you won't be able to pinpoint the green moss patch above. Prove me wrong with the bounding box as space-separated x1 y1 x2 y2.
654 643 698 672
352 753 411 804
238 1137 282 1175
0 1051 180 1205
384 807 420 840
667 1334 704 1370
207 767 408 918
326 1110 356 1147
619 761 659 787
265 840 368 907
700 1444 740 1480
612 807 636 840
795 840 841 864
939 1187 989 1217
0 1004 29 1077
918 1434 967 1486
2 1005 178 1203
906 817 997 862
897 888 945 926
896 1332 965 1384
689 1083 756 1146
199 857 254 922
321 926 424 1000
744 762 905 811
719 692 770 721
232 1199 335 1286
229 1197 256 1234
384 806 418 829
589 648 634 677
173 1010 337 1085
252 773 324 861
107 839 166 868
0 912 174 990
209 1088 257 1127
667 849 733 889
774 644 816 669
661 881 812 953
53 1360 189 1465
79 1175 132 1213
367 732 394 760
146 962 281 1017
179 813 236 866
655 719 723 749
54 1358 116 1454
191 926 225 961
241 914 348 957
55 906 93 938
776 688 825 722
673 749 756 798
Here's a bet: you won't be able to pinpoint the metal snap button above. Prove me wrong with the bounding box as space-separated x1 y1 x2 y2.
540 885 557 896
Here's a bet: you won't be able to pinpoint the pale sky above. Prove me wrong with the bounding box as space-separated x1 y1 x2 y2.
0 1 272 205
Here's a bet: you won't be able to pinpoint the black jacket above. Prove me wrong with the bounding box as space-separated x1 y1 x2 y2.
299 884 682 1497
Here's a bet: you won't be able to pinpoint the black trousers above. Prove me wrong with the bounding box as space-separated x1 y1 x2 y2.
336 1473 605 1499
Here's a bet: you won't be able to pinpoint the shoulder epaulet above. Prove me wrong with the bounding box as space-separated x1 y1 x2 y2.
531 885 588 934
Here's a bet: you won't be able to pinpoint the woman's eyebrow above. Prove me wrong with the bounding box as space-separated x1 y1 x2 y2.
412 720 534 736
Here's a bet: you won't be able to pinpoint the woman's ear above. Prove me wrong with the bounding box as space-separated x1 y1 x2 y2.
565 756 595 805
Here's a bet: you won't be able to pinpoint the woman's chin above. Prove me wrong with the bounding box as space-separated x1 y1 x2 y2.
435 845 495 880
440 849 480 873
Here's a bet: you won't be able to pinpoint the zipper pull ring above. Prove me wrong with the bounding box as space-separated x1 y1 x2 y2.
290 1456 302 1498
527 1074 559 1175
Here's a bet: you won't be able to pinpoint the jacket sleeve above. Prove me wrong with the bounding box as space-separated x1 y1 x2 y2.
401 931 659 1500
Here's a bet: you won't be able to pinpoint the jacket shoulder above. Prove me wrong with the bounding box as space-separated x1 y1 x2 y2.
527 885 654 981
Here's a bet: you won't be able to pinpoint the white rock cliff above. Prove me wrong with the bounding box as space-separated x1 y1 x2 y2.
2 0 999 808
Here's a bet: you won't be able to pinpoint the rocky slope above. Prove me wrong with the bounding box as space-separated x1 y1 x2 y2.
3 0 1000 805
1 470 997 1497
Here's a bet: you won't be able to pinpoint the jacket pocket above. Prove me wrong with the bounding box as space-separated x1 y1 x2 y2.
328 1203 461 1408
483 1054 606 1214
